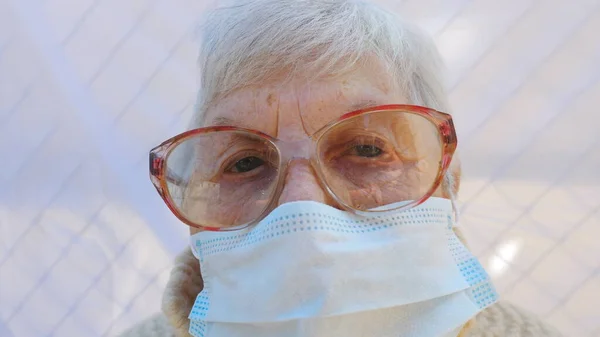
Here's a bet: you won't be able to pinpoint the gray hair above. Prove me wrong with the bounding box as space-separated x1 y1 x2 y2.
191 0 450 127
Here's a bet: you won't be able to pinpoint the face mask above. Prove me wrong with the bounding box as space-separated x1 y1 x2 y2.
188 197 498 337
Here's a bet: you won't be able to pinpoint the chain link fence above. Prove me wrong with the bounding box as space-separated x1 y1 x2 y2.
1 0 599 336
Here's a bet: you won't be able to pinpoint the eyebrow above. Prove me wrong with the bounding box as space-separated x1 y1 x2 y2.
208 100 383 133
209 116 236 126
348 99 381 112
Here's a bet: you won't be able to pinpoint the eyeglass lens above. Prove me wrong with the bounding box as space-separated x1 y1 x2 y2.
164 110 442 229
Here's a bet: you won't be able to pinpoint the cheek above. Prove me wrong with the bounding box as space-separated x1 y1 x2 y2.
432 187 446 198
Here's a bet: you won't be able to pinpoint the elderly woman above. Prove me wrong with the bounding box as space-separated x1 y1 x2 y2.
123 0 562 336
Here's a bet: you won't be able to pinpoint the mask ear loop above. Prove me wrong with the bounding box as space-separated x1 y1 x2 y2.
444 171 460 227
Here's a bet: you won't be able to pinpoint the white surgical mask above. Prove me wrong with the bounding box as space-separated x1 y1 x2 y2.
188 197 498 337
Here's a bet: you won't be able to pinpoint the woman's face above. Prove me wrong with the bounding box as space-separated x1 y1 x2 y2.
189 59 454 235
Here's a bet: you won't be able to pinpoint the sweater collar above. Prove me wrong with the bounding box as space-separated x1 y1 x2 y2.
162 248 202 337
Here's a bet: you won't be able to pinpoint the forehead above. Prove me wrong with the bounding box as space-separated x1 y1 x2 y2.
202 60 408 137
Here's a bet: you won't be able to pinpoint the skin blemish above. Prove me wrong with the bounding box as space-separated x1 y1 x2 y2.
267 93 276 107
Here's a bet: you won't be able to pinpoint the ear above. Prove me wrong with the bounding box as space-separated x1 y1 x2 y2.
448 153 462 196
436 153 461 199
440 155 471 247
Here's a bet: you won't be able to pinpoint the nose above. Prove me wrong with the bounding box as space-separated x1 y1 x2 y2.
277 159 331 206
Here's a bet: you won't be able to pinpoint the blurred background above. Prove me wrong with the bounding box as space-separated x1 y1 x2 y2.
1 0 599 336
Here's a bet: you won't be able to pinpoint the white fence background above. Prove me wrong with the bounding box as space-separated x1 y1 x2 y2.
1 0 599 336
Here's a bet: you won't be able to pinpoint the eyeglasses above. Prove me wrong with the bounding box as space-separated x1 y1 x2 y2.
149 104 457 231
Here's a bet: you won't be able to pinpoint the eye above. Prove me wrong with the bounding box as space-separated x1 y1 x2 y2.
229 156 265 173
353 144 383 158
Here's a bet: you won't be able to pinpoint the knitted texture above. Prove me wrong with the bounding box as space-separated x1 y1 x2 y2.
119 313 176 337
465 302 563 337
162 247 204 337
119 249 563 337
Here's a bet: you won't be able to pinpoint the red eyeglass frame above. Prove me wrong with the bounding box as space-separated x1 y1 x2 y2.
149 104 458 230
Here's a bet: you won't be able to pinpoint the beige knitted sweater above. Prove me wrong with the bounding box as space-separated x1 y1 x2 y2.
120 248 563 337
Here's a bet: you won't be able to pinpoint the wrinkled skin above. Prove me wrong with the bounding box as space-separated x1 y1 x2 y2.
184 58 460 235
